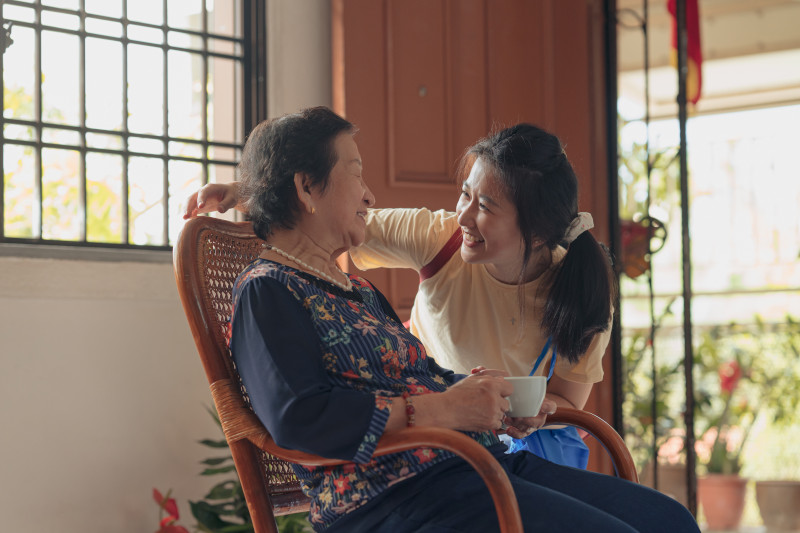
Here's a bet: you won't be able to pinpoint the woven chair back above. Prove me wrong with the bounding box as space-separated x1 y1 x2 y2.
174 217 311 522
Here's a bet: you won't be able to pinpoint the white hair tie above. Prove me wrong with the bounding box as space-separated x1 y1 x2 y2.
564 212 593 244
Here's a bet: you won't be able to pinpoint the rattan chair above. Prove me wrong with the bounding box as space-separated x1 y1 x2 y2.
173 216 637 533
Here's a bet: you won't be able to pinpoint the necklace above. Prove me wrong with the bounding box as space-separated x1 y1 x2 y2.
265 244 353 292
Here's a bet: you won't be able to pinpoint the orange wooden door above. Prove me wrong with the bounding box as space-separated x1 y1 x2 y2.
333 0 614 474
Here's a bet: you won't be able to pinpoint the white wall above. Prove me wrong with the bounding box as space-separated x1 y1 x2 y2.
266 0 332 116
0 1 331 531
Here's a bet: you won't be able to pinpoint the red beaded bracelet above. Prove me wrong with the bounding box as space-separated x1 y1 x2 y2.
404 395 416 427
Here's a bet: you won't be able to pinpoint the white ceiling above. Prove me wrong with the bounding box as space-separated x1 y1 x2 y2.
616 0 800 118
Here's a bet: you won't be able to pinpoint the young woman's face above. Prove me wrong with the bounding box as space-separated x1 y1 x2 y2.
315 133 375 250
456 157 526 283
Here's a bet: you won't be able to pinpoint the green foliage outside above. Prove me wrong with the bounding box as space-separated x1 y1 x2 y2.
623 314 800 476
618 130 800 478
3 83 162 244
617 136 680 222
621 299 683 474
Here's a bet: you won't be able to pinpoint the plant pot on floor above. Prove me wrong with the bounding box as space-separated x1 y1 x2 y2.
698 474 748 531
755 480 800 532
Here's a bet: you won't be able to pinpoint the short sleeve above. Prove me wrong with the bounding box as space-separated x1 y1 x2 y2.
554 324 612 384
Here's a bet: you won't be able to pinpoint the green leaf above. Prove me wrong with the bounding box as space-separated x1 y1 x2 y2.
206 404 223 428
190 500 231 530
201 456 232 466
201 465 238 476
191 500 250 531
275 513 312 533
218 524 255 532
205 481 237 501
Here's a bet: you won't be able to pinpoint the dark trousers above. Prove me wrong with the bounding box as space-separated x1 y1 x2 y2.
326 449 699 533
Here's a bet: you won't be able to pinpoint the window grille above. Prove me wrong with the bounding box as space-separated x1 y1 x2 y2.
1 0 265 250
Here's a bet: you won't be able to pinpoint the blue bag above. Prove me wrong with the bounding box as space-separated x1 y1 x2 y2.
504 337 589 469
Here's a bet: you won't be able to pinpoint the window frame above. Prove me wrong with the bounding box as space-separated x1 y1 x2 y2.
0 0 266 258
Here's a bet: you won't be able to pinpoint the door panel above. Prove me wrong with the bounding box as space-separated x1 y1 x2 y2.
388 0 450 185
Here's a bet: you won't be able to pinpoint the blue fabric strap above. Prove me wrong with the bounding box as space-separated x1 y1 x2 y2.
510 336 587 469
530 336 556 380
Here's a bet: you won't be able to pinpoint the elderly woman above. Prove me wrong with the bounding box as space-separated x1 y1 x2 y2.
228 106 698 532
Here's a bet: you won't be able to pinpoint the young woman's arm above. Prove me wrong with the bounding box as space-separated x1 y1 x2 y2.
545 376 592 410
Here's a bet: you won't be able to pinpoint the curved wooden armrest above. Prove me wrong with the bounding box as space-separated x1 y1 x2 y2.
210 379 523 532
546 407 638 483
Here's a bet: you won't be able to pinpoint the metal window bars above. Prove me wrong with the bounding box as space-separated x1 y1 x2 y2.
0 0 263 249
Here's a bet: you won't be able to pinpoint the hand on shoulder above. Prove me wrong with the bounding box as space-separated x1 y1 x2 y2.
183 182 241 219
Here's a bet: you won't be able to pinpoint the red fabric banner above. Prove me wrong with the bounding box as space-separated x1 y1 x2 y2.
668 0 702 106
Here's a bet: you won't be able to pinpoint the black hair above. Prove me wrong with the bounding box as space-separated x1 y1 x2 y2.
463 123 616 363
238 106 357 240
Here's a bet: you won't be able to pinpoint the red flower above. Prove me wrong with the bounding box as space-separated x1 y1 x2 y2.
408 345 418 366
413 447 437 464
341 370 360 380
157 525 190 533
333 475 351 495
153 488 189 533
408 384 430 395
719 361 742 393
153 488 180 519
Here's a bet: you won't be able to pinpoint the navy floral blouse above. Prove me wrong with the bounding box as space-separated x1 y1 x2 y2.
230 259 499 531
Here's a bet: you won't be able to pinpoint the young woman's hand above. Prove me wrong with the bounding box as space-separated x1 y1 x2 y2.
183 182 240 219
469 365 509 378
503 398 557 439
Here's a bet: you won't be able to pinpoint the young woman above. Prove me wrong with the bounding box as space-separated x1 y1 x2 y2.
185 123 615 468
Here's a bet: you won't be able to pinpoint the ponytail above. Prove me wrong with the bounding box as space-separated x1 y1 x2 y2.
463 122 616 363
541 231 616 363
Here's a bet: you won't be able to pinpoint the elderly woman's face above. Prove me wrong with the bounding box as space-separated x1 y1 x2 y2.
315 133 375 249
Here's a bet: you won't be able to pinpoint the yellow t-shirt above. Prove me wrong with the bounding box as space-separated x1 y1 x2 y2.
349 208 609 383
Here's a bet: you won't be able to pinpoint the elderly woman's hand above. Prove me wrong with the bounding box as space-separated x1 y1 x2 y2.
502 398 558 439
437 372 514 433
183 182 240 219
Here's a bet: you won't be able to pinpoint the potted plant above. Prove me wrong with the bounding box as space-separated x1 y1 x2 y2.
751 316 800 532
695 359 749 531
694 316 800 531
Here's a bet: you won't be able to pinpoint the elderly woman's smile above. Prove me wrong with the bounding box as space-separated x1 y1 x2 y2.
313 132 376 250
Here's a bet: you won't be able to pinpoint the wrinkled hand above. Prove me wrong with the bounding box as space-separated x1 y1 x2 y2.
503 398 558 439
442 373 513 433
182 182 239 219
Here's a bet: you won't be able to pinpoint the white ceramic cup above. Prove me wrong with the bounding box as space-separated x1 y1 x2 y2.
504 376 547 418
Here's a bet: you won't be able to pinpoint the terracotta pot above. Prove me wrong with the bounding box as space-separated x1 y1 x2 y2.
698 474 748 531
755 480 800 531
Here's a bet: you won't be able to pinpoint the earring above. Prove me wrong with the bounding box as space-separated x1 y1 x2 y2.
311 207 316 214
